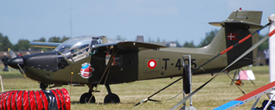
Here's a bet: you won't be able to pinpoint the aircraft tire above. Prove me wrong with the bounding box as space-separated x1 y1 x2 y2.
80 93 96 103
104 93 120 103
183 65 191 94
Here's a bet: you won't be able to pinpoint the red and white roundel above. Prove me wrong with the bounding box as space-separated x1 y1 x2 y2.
79 63 94 79
148 59 157 69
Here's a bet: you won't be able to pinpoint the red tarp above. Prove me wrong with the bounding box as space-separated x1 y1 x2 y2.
0 88 70 110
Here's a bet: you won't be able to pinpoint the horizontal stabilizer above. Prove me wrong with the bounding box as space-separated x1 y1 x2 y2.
209 10 263 28
209 21 263 28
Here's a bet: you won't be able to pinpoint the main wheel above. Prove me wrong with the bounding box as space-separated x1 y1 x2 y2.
104 93 120 104
80 93 96 103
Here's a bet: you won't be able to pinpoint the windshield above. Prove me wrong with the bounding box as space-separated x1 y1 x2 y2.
53 36 104 62
54 36 97 53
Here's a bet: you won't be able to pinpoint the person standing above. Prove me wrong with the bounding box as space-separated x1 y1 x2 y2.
1 52 9 71
264 49 269 65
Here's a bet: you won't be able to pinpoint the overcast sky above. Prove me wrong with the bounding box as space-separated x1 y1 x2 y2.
0 0 274 45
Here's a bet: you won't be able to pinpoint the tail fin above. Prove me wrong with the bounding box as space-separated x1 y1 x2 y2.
208 10 262 70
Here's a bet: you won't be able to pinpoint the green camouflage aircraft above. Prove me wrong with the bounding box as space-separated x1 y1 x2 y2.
8 10 263 104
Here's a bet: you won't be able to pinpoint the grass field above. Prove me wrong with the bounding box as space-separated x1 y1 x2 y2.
0 64 271 110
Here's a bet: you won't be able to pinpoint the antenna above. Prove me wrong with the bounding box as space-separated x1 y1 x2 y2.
70 7 73 38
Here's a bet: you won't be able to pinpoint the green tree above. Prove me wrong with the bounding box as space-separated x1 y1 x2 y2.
198 29 218 47
60 36 70 42
32 37 48 51
13 39 30 51
33 37 46 42
48 36 61 43
258 34 269 51
0 33 13 51
183 41 196 48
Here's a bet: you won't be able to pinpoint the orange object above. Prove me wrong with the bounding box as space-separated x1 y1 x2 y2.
235 80 243 86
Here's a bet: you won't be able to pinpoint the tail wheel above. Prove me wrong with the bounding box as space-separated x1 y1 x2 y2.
104 93 120 103
80 93 95 103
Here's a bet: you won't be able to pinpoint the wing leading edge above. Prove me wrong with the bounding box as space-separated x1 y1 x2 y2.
93 41 166 51
29 42 61 48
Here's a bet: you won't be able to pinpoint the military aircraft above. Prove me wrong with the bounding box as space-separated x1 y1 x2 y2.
7 10 263 104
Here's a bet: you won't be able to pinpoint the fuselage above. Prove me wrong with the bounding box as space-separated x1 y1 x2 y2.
17 46 230 85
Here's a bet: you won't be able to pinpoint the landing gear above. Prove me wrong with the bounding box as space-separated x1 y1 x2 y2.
104 93 120 103
79 84 120 104
40 83 48 90
104 83 120 103
80 92 95 103
80 85 96 104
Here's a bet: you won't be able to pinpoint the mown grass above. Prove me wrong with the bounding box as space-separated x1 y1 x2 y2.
0 64 271 110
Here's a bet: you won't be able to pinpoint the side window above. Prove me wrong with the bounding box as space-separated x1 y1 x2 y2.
90 38 102 55
70 44 90 62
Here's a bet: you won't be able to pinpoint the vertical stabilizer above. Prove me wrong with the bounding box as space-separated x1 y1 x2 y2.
208 10 262 70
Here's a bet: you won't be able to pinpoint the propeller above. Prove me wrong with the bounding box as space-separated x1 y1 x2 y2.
8 48 16 59
7 48 24 69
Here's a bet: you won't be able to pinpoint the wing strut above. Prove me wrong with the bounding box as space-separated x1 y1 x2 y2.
88 49 119 103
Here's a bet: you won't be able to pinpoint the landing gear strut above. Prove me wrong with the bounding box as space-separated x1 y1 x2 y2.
80 90 96 103
104 83 120 103
40 83 48 90
80 85 96 103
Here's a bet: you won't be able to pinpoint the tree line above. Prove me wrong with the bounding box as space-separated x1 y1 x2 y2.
0 30 269 52
0 33 70 51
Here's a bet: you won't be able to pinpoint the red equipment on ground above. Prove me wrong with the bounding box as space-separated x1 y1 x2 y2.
0 88 70 110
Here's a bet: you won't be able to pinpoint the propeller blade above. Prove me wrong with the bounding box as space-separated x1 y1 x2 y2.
8 48 16 59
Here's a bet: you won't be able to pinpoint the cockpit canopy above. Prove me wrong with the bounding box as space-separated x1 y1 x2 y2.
53 36 101 54
53 36 102 62
53 36 119 62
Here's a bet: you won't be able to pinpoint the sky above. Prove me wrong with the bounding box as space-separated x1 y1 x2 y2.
0 0 274 45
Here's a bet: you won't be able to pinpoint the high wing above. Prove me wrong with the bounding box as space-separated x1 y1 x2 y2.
29 42 61 48
93 41 166 51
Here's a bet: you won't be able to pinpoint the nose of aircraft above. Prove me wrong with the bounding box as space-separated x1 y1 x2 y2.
7 57 24 69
